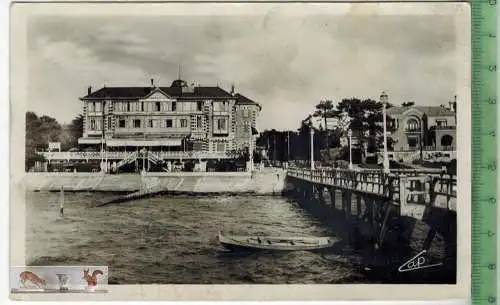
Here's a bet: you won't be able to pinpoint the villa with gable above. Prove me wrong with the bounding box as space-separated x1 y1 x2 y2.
386 103 457 163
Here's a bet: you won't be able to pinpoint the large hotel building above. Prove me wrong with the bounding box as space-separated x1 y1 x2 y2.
41 79 261 172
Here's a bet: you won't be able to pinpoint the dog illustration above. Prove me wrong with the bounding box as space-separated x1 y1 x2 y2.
82 269 103 286
19 271 46 288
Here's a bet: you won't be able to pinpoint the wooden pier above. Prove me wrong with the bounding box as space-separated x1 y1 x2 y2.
285 167 457 250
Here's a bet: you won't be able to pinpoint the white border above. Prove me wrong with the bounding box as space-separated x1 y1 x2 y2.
5 1 471 303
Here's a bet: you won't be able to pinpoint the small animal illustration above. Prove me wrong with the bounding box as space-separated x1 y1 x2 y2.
19 271 46 288
82 269 103 286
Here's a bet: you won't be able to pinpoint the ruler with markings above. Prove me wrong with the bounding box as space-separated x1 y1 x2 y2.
472 0 498 304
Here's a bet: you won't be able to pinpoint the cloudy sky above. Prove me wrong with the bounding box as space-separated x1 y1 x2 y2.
27 4 458 131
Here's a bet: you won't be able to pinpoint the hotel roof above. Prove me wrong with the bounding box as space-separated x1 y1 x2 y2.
81 79 262 110
234 93 262 110
81 86 234 100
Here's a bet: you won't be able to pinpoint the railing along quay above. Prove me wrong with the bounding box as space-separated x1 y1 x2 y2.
38 151 239 161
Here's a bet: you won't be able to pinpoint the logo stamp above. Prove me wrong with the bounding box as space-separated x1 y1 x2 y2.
10 266 109 293
398 250 443 273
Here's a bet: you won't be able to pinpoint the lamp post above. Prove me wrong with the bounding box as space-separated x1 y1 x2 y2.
141 148 146 173
380 91 390 173
348 129 353 170
310 127 315 170
249 130 254 172
287 131 290 162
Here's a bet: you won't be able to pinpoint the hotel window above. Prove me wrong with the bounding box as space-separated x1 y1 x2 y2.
217 118 226 130
141 102 145 112
147 119 153 128
196 116 202 129
127 102 131 112
243 108 249 118
197 101 203 111
156 102 161 112
180 119 188 128
134 119 141 128
171 102 177 112
119 119 126 128
92 102 96 112
216 143 225 152
166 119 173 128
107 117 111 130
243 123 249 132
90 119 96 130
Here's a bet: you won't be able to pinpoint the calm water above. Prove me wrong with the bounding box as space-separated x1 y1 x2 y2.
25 192 368 284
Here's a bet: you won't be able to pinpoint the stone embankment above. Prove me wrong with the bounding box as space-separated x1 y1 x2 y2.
19 169 287 195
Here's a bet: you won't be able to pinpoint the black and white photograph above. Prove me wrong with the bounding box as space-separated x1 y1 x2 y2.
10 2 471 301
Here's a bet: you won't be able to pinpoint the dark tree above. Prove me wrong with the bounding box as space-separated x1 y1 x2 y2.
67 114 84 147
25 111 63 171
333 98 395 164
313 100 336 150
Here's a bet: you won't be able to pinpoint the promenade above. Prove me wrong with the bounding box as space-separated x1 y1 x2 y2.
19 169 287 195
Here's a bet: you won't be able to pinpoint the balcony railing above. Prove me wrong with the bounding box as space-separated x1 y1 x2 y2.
434 125 456 130
422 145 455 151
38 151 240 160
395 145 455 152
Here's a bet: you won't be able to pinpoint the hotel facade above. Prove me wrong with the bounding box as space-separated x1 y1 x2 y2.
40 79 261 172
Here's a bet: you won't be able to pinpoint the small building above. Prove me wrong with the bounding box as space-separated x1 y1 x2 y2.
386 104 456 162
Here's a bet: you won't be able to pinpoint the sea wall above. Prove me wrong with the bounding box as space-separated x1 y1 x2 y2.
19 169 287 195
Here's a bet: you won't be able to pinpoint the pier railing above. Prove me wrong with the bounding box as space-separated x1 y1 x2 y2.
286 168 457 209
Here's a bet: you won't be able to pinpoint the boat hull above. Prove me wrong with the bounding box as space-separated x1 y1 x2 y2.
218 232 337 252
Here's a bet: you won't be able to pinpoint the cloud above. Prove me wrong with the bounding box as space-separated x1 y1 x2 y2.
27 10 457 131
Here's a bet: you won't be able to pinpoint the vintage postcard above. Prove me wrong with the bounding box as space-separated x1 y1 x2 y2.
9 1 471 301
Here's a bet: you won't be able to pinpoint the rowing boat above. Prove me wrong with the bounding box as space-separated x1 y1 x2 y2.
218 231 337 252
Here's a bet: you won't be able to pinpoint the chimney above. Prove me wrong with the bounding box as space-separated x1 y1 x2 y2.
150 78 155 87
230 84 235 95
87 86 92 96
